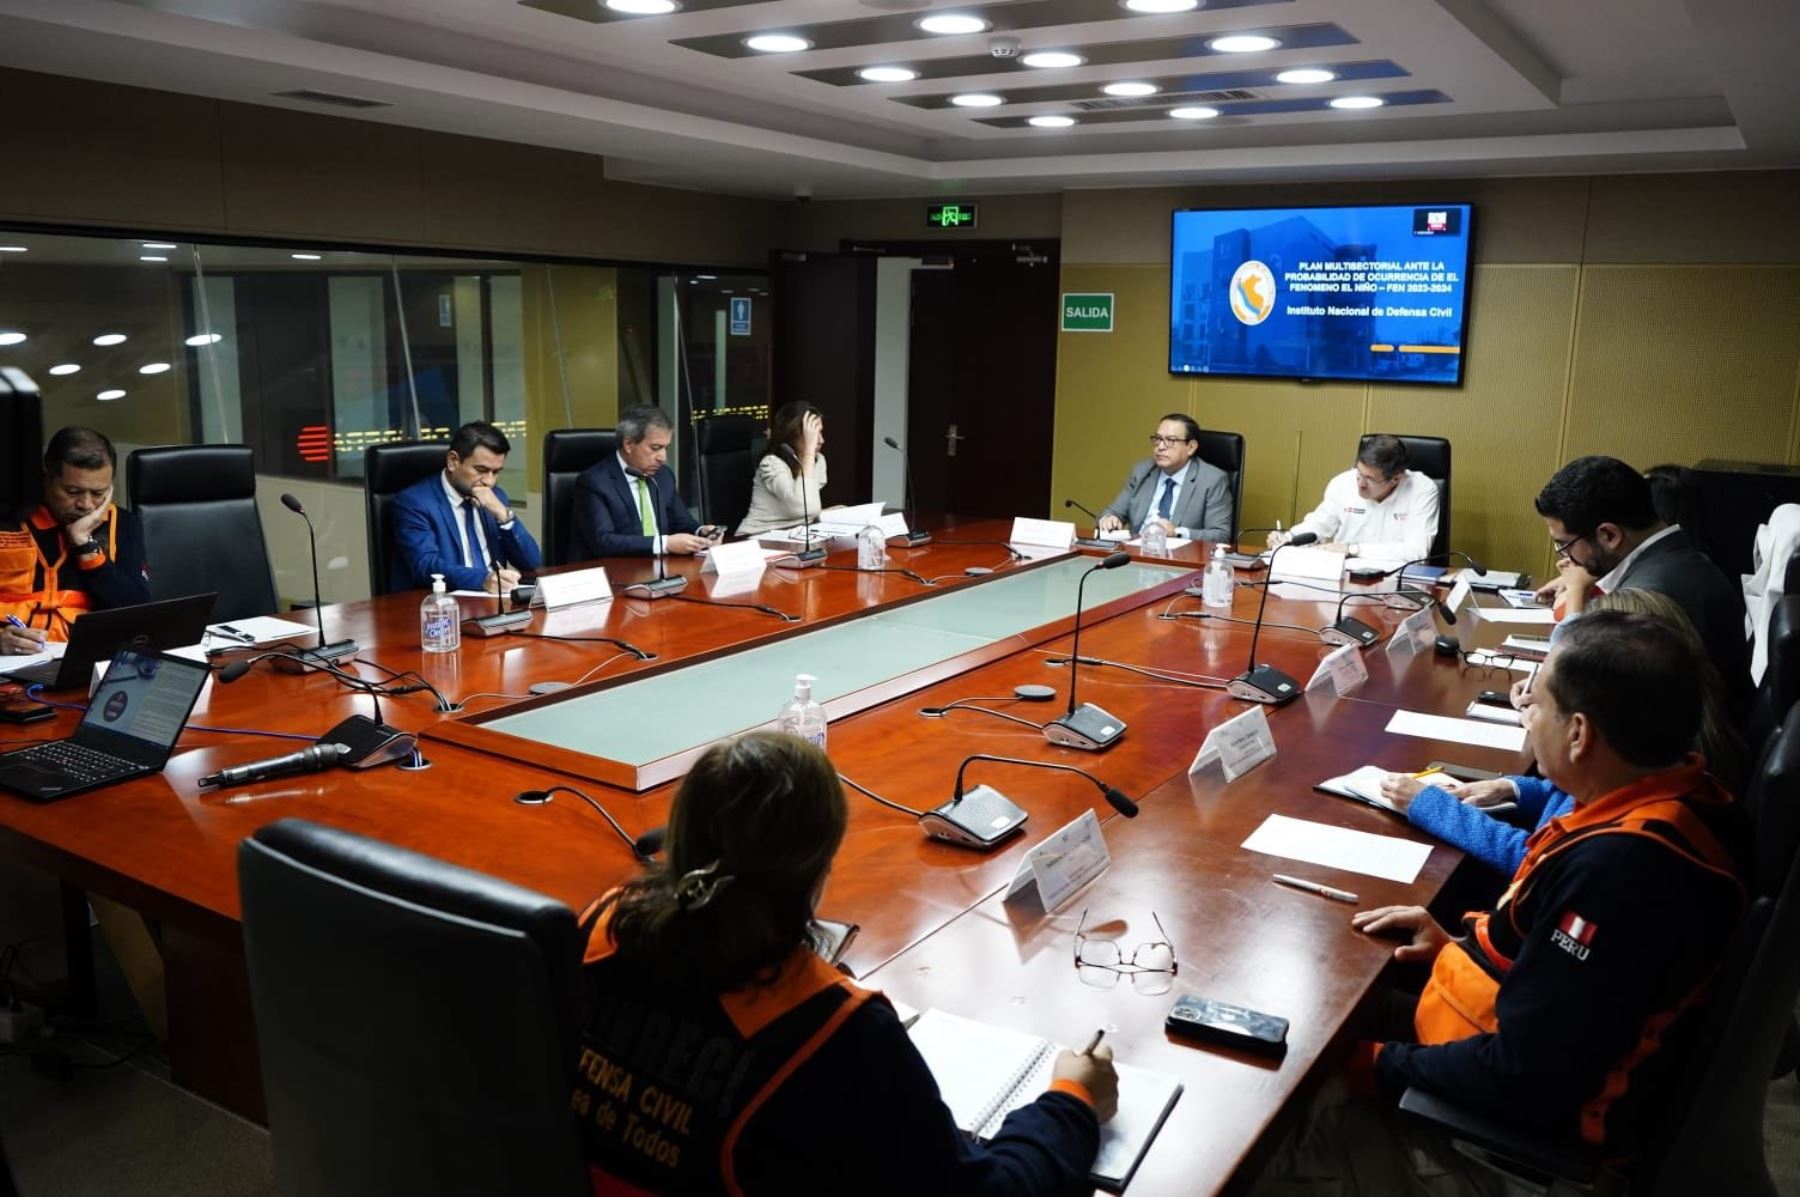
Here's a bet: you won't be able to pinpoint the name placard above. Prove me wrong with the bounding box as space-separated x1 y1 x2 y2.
1385 604 1437 656
1188 705 1277 782
1003 809 1111 912
701 539 771 578
531 566 612 610
1009 517 1076 550
1305 642 1370 696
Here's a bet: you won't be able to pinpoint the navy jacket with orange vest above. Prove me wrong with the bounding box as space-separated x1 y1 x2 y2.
0 505 150 640
1375 758 1746 1159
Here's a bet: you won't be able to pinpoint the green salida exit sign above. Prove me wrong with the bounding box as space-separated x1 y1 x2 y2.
926 202 978 229
1062 292 1114 332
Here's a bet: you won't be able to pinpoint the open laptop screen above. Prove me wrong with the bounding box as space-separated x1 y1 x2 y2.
77 650 209 768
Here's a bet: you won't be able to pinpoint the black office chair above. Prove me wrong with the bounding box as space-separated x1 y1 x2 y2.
364 441 448 597
1399 701 1800 1196
126 445 278 622
1194 430 1246 543
695 414 761 535
1360 433 1451 561
1750 596 1800 756
239 818 588 1197
541 428 615 566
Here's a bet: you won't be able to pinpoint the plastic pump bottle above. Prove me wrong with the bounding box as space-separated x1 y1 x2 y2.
1203 545 1235 608
421 574 460 652
778 673 827 750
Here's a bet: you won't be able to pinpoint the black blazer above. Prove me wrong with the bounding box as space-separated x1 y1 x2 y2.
571 456 699 558
1618 528 1753 718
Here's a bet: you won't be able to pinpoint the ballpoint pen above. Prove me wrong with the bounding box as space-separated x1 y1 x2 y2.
1081 1029 1106 1056
1272 874 1358 904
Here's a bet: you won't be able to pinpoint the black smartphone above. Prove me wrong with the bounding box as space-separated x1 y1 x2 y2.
1166 994 1289 1055
0 698 55 724
1474 689 1512 707
1425 760 1505 783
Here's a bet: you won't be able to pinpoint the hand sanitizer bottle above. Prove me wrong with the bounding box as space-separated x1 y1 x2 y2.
857 524 887 570
1141 520 1168 557
1203 544 1236 608
421 574 460 653
777 673 827 750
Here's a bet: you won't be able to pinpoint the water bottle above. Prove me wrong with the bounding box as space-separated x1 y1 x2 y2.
420 573 460 653
1141 520 1169 557
857 524 887 570
1203 544 1236 608
777 673 827 750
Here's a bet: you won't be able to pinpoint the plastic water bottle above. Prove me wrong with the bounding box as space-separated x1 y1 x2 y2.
1141 520 1169 557
778 673 827 750
420 573 460 653
857 524 887 570
1203 544 1236 608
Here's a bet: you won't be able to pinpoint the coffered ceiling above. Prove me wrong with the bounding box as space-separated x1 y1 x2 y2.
0 0 1792 198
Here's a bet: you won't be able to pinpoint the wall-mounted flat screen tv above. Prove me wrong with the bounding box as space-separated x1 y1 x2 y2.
1169 203 1474 386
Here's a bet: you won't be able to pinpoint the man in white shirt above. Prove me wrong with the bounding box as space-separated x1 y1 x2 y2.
1268 435 1439 562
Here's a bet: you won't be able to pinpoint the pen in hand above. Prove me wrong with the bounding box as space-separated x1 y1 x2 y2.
1081 1029 1106 1056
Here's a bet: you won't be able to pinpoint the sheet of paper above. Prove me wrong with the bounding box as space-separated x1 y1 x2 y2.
205 615 317 645
1464 702 1524 726
1241 813 1433 884
1467 605 1557 625
1498 589 1546 609
2 640 68 673
1385 709 1527 752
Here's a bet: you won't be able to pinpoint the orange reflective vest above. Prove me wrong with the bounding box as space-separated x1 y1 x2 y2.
0 506 120 641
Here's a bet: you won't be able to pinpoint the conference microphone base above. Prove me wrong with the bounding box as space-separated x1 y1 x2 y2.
318 715 416 770
622 576 689 600
777 548 829 569
270 640 359 674
899 530 932 547
918 785 1029 850
1227 665 1302 706
1042 703 1126 752
1320 617 1381 648
465 609 532 638
1074 536 1116 550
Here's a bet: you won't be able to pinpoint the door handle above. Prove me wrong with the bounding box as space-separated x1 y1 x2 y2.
946 424 964 458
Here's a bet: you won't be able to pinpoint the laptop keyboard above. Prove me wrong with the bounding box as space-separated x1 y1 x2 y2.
4 659 59 686
10 741 136 784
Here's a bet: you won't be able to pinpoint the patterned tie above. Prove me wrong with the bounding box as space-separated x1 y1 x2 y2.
635 475 657 537
1157 477 1176 522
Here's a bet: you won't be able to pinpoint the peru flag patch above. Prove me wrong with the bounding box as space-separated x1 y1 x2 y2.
1551 910 1596 960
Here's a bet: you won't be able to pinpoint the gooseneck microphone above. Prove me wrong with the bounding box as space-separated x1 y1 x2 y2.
217 649 420 769
775 443 826 568
1043 550 1131 751
918 753 1140 850
1063 498 1117 550
466 540 533 638
199 742 350 789
1227 532 1318 705
882 436 932 546
515 785 661 863
620 469 688 599
279 493 359 666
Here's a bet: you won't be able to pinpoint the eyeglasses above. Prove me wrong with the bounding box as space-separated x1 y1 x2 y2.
1550 533 1586 560
1074 908 1178 993
1149 435 1192 448
1458 649 1519 674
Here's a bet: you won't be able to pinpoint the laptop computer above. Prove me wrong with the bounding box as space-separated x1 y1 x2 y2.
0 649 210 803
2 592 216 690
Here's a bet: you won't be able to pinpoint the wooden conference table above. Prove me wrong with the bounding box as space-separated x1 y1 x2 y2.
0 519 1532 1195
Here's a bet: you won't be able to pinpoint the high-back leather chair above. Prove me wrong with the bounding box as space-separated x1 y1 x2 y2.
695 414 761 534
1751 596 1800 756
1361 433 1451 561
1194 430 1246 543
127 445 277 622
541 428 616 566
239 818 587 1197
364 441 448 597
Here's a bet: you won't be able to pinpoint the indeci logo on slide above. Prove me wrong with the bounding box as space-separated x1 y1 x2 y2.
1229 260 1277 326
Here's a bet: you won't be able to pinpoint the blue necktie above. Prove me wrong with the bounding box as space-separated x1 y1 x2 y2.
461 497 483 569
1157 477 1176 522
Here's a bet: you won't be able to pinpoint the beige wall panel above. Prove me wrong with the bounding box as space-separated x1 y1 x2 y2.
1563 266 1800 470
0 70 225 231
1583 172 1800 264
1368 265 1578 575
784 193 1063 252
219 105 425 243
1194 376 1366 541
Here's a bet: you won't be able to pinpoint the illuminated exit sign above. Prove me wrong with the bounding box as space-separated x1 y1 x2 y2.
926 202 978 230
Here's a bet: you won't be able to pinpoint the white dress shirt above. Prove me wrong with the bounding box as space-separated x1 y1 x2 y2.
1292 468 1440 562
440 472 491 571
1141 470 1184 533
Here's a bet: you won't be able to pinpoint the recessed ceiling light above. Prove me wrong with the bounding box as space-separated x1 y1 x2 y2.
604 0 677 13
950 93 1005 107
0 332 25 346
1208 34 1281 53
1330 95 1385 109
290 252 323 261
185 333 224 346
0 246 26 253
139 255 168 263
1028 115 1076 128
97 389 126 401
744 32 812 52
140 241 178 250
1021 51 1084 69
696 274 718 280
1103 81 1159 97
48 363 81 376
859 66 919 83
1123 0 1198 11
139 362 172 375
1276 68 1337 85
1169 106 1221 120
92 333 127 346
917 13 989 35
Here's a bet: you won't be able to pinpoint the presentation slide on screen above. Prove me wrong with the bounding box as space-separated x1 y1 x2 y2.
1169 204 1472 385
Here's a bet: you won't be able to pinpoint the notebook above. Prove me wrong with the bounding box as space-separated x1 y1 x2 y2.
909 1009 1183 1193
1314 764 1452 815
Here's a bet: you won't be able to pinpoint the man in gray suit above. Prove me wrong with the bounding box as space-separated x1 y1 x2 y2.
1096 414 1233 543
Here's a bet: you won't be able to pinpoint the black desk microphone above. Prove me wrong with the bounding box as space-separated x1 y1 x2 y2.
278 493 358 667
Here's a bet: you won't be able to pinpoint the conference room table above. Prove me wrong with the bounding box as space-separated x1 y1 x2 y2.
0 518 1537 1195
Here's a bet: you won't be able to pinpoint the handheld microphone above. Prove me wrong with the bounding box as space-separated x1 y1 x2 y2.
620 470 689 599
882 436 932 546
279 493 359 666
1043 551 1130 751
514 785 660 863
1227 532 1317 705
198 742 350 789
1063 498 1118 550
919 753 1140 850
774 444 827 568
215 652 421 768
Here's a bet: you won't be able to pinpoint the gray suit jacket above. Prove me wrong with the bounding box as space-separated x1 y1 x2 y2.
1100 457 1233 543
1617 527 1752 721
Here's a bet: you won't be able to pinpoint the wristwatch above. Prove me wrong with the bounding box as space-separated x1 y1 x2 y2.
75 538 103 558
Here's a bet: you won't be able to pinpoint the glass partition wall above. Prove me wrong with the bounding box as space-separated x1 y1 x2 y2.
0 230 768 603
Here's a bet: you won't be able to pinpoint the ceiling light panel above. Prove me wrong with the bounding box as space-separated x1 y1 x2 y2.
891 59 1406 109
797 24 1358 87
519 0 751 24
972 88 1447 128
675 0 1287 59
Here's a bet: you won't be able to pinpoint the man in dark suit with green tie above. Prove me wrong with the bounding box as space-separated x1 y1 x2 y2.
571 404 723 559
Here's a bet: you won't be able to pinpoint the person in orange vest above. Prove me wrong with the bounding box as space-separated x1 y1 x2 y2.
0 427 150 656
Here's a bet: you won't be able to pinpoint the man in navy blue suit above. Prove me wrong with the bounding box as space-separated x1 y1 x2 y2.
390 420 542 593
572 404 722 559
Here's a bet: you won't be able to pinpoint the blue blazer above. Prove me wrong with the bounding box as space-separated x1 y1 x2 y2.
572 456 699 558
389 474 542 593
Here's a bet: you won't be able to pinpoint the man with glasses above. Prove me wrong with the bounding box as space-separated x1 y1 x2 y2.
1267 434 1438 561
1095 414 1233 543
1533 454 1749 717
